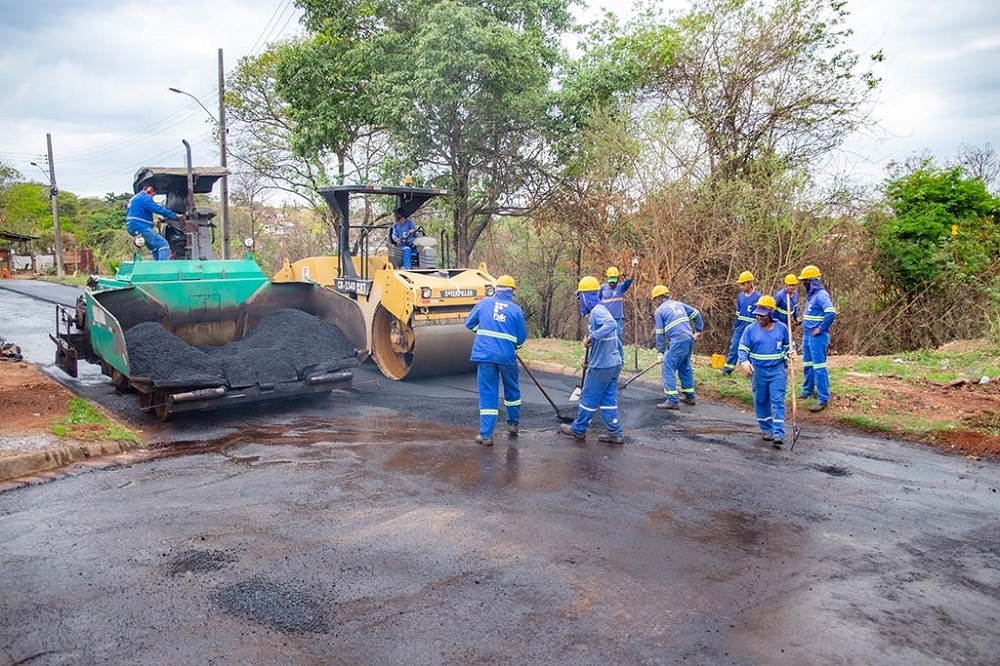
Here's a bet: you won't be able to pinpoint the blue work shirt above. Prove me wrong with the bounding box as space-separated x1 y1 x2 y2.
390 217 418 247
773 288 799 326
802 280 836 333
738 320 790 368
732 290 761 330
598 278 633 319
654 299 703 351
585 303 622 369
465 288 527 366
125 191 178 232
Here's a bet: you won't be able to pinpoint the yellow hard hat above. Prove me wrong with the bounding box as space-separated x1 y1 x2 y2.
798 265 821 280
651 284 670 299
756 295 777 310
784 274 798 285
737 271 755 283
496 275 517 290
606 266 620 279
577 276 601 292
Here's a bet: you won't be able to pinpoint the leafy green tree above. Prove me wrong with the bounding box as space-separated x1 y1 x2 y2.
871 160 999 294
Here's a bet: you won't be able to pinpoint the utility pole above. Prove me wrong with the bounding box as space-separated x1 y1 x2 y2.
46 133 64 276
218 48 230 260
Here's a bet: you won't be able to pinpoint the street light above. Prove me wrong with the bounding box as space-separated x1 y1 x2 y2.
169 53 230 259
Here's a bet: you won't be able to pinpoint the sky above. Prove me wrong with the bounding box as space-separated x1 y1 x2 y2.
1 0 998 200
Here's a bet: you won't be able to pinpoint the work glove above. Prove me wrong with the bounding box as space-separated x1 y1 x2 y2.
657 352 664 363
631 257 639 267
693 332 702 342
740 361 754 376
584 336 593 349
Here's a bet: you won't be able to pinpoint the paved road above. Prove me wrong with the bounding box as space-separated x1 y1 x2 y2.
1 283 999 664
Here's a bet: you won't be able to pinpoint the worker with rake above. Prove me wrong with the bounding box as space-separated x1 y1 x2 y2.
737 295 791 448
558 276 625 445
650 284 703 410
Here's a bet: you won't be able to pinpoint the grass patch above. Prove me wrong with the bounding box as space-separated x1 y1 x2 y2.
40 274 90 287
51 397 141 443
839 414 896 432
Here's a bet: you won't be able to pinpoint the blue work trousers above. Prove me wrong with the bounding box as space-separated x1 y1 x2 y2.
661 339 695 404
126 223 170 261
724 323 749 373
751 364 787 441
477 362 521 438
569 364 623 437
800 330 830 404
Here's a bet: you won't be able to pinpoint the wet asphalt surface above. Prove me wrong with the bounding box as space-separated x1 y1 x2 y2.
1 282 999 665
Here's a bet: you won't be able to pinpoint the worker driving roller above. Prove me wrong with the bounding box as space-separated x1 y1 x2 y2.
390 207 421 269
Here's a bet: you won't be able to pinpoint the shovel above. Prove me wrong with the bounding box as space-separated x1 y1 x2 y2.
569 346 589 402
517 354 575 424
787 306 802 450
619 359 661 390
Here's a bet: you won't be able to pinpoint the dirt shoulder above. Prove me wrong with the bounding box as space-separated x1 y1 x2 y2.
0 361 142 483
523 337 1000 461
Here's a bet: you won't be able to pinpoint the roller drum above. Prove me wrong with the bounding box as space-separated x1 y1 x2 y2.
372 307 474 380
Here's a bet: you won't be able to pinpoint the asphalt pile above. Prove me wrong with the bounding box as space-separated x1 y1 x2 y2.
125 309 356 388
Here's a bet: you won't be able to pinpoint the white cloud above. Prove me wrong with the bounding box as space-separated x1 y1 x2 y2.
1 0 998 199
0 0 303 196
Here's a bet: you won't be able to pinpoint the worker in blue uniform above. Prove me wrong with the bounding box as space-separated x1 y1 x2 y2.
722 271 761 375
738 295 790 447
650 284 704 409
798 265 837 412
390 208 419 269
773 274 800 328
558 276 625 445
126 182 184 261
464 274 527 446
598 259 636 359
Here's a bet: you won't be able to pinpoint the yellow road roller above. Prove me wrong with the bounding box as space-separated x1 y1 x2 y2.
273 185 496 380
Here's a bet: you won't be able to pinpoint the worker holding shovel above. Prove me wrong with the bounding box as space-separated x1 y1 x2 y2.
737 295 791 447
558 276 625 445
651 285 703 410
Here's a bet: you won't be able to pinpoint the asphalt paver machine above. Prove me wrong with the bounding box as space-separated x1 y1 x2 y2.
51 152 368 420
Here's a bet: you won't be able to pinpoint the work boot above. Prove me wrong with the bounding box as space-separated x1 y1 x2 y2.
771 439 784 449
761 433 773 441
558 423 586 441
682 397 696 406
656 401 680 410
809 402 828 412
475 435 494 447
598 433 625 446
506 421 519 437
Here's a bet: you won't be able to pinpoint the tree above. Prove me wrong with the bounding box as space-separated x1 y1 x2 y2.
227 42 335 213
872 160 999 294
864 159 1000 349
628 0 881 183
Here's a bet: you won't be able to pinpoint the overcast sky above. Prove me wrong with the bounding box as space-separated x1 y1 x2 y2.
1 0 998 200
